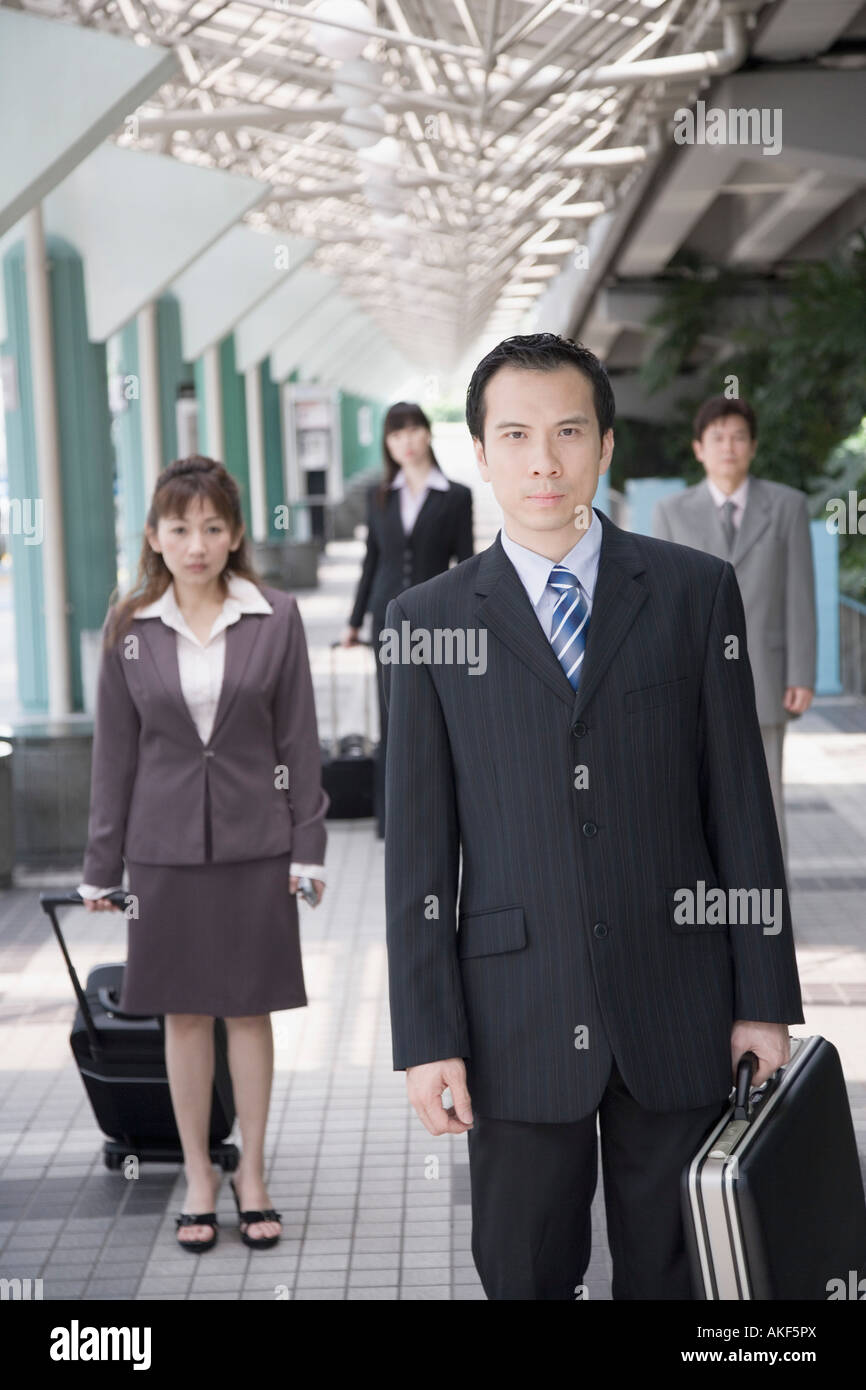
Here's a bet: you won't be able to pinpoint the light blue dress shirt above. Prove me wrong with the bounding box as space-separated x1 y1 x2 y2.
499 506 603 639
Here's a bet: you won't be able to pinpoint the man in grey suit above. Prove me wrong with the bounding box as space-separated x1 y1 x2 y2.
653 398 817 860
382 334 803 1300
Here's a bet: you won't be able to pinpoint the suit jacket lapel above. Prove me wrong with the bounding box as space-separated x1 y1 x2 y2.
684 476 770 566
409 485 448 537
475 509 648 719
390 480 449 539
209 614 266 743
731 476 771 566
138 608 266 746
682 480 729 559
570 511 649 722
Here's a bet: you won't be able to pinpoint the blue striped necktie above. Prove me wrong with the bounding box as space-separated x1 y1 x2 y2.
546 564 590 691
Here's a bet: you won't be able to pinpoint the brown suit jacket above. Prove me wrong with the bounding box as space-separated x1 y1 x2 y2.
82 585 328 885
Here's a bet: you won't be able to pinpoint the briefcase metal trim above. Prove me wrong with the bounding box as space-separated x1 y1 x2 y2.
685 1034 821 1299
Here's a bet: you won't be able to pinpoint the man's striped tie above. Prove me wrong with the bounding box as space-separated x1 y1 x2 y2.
547 564 590 691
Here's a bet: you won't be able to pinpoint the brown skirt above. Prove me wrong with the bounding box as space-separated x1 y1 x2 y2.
118 853 307 1017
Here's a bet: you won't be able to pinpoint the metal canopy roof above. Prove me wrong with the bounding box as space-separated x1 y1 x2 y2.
13 0 862 379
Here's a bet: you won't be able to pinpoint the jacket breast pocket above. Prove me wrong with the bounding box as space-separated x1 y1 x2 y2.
665 886 729 933
457 905 527 959
624 675 688 714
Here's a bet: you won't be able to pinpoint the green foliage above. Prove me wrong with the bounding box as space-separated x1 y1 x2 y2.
607 416 672 490
425 399 467 422
639 240 866 593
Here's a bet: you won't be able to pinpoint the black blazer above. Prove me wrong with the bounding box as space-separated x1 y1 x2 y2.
348 474 474 630
382 508 804 1124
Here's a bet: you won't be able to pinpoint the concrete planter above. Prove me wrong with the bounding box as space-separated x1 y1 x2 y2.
0 740 13 887
3 717 93 873
249 539 320 592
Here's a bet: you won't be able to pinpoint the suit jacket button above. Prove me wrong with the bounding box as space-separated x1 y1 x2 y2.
593 922 608 938
582 821 597 836
572 721 588 737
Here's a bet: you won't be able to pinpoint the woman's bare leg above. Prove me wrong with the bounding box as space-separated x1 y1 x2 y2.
225 1014 281 1241
164 1013 218 1244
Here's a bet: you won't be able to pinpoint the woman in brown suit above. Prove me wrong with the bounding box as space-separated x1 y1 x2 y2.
79 457 328 1253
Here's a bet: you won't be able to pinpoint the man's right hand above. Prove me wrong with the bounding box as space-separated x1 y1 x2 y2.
406 1058 473 1135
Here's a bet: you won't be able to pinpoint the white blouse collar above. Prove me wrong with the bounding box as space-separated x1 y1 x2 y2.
134 573 273 644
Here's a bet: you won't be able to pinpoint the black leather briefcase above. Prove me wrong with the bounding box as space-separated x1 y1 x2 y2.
682 1035 866 1299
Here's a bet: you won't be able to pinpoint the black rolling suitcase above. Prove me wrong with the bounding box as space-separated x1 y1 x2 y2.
321 639 378 819
40 891 238 1172
682 1035 866 1299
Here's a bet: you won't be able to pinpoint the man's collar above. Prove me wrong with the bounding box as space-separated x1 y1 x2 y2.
705 474 750 509
500 506 603 607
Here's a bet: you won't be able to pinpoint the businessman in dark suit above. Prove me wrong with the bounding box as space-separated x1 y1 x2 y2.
382 333 804 1300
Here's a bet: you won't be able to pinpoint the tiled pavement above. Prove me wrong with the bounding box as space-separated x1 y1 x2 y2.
1 427 865 1299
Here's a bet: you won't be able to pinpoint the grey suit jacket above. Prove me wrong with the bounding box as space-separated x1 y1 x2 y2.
382 509 804 1124
652 477 817 726
83 586 329 886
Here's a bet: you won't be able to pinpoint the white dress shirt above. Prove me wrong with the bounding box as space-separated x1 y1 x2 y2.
500 507 603 638
389 465 450 533
78 573 326 901
706 474 749 530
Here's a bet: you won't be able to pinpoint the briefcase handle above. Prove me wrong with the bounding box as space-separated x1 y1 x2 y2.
733 1050 759 1120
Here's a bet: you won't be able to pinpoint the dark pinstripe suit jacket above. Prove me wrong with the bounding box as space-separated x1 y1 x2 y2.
382 507 804 1123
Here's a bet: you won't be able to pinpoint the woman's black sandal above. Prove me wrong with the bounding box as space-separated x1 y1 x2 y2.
229 1179 282 1250
175 1212 219 1253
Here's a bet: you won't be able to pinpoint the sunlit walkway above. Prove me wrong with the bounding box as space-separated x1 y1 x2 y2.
0 430 864 1299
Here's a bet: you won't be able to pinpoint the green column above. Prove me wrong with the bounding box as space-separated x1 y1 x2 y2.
156 295 189 466
111 317 145 591
194 333 251 532
1 236 116 712
2 240 45 710
261 356 283 540
110 295 194 586
340 391 386 481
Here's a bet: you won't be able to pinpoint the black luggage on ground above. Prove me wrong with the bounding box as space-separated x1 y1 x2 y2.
682 1035 866 1299
40 891 238 1171
320 639 377 819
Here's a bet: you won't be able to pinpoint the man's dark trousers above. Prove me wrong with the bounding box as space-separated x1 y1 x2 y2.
466 1055 729 1300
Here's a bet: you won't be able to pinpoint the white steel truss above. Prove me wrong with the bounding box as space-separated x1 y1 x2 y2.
15 0 766 372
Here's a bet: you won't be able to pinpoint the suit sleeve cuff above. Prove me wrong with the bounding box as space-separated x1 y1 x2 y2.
78 883 124 899
290 862 326 883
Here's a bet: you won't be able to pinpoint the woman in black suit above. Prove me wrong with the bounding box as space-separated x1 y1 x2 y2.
341 402 474 837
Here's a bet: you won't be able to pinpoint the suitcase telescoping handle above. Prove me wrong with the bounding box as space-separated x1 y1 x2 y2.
39 890 130 1057
329 638 374 751
733 1049 760 1121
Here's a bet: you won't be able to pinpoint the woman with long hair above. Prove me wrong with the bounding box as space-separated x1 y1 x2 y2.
342 402 474 837
78 456 328 1253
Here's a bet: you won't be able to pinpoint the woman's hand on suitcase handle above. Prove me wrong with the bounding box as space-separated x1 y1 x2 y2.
340 626 360 647
731 1020 790 1088
82 896 123 913
290 875 325 907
